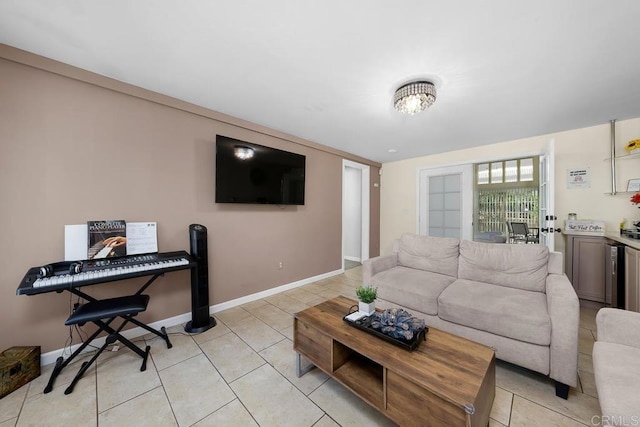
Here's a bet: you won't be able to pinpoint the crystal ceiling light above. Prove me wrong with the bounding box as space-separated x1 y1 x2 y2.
234 146 254 160
393 81 437 115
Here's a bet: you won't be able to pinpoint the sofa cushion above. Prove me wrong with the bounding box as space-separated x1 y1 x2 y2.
593 341 640 423
372 266 455 315
398 233 460 278
458 240 549 292
438 279 551 345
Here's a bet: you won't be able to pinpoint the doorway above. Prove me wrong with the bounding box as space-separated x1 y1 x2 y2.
474 157 540 243
471 139 556 250
417 144 555 249
342 160 370 270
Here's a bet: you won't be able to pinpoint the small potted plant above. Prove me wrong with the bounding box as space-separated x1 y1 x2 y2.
356 285 377 315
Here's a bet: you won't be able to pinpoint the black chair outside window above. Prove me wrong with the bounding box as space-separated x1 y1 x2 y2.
509 222 539 244
506 221 515 243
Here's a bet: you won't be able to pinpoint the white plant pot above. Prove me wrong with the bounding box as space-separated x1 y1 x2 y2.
358 301 376 315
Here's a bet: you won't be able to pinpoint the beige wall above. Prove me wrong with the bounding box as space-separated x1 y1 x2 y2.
380 118 640 257
0 45 381 353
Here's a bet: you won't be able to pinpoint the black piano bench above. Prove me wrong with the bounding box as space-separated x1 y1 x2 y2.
62 294 151 395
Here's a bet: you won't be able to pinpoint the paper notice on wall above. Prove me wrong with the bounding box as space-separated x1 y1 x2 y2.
567 168 590 189
126 222 158 255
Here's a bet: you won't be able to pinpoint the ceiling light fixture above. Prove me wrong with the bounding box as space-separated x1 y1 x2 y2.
393 81 436 115
234 146 254 160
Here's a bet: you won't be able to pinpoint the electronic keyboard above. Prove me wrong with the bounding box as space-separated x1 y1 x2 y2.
17 251 195 296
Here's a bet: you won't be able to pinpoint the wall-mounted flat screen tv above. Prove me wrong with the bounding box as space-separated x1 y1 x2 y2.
216 135 306 205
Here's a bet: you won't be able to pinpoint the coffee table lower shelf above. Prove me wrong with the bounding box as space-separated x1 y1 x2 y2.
293 296 495 427
333 353 384 409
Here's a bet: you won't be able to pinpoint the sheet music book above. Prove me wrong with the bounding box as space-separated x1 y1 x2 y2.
65 221 159 261
125 222 158 255
87 220 127 259
65 225 88 261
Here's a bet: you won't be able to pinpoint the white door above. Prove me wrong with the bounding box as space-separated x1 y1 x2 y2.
539 139 556 251
418 165 473 240
342 160 370 269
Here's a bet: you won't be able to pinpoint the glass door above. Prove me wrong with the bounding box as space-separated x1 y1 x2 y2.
539 139 556 251
418 165 473 240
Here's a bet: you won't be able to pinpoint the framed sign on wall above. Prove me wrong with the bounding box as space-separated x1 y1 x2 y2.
567 168 590 189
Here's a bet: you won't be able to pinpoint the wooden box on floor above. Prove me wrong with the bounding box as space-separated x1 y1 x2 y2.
0 346 40 398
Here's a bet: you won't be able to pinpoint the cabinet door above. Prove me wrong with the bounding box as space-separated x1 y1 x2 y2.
572 237 606 302
625 246 640 312
293 319 332 372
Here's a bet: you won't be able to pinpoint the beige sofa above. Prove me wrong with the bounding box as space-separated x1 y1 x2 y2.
363 233 579 398
593 308 640 425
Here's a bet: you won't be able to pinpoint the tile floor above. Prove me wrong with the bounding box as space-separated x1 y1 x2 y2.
0 266 603 426
344 259 361 270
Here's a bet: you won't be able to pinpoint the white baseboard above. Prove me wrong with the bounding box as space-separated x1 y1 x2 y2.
344 256 361 262
40 268 344 366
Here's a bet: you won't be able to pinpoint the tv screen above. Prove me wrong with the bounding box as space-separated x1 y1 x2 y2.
215 136 306 205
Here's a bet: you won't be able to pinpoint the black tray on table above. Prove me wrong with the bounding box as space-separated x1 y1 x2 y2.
343 314 428 351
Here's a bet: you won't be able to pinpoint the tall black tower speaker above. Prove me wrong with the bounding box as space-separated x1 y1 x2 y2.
184 224 217 333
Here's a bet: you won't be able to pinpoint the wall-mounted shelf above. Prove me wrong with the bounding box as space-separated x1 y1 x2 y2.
604 152 640 161
607 120 640 195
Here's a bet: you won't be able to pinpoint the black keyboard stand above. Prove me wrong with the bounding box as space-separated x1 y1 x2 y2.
16 251 194 395
46 274 173 394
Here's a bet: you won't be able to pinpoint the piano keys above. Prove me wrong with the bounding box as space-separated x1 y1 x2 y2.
17 251 195 296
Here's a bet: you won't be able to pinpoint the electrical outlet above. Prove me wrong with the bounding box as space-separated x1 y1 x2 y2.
278 262 283 269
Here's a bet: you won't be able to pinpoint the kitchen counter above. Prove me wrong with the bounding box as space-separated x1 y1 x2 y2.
561 230 640 250
605 232 640 250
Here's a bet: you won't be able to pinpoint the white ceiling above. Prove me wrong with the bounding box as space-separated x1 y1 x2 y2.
2 1 640 163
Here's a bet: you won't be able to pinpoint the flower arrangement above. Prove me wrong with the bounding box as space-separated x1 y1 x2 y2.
625 139 640 153
631 192 640 208
355 285 377 303
370 308 426 340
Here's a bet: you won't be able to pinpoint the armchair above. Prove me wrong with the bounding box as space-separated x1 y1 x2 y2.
593 308 640 424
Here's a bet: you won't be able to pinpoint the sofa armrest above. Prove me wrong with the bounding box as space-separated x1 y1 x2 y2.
548 251 564 275
546 273 579 387
362 254 398 285
596 308 640 348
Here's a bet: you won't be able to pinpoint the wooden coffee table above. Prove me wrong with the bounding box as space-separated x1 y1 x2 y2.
293 296 495 427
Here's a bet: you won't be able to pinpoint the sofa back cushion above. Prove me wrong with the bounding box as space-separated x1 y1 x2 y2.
458 240 549 292
398 233 460 277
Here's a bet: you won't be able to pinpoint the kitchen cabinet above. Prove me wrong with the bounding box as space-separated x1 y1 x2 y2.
626 246 640 312
564 234 606 302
